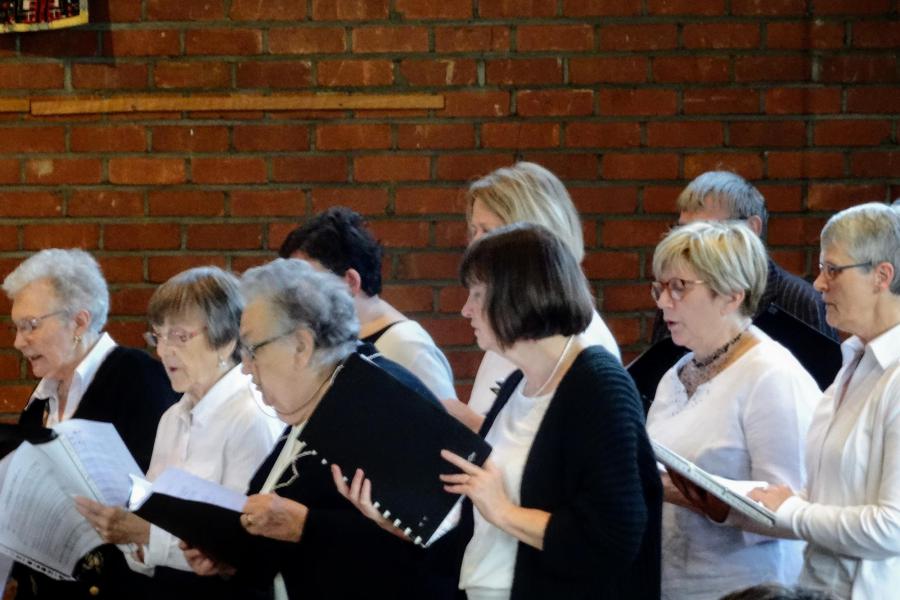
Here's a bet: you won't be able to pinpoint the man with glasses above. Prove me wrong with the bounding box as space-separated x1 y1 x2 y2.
651 171 836 343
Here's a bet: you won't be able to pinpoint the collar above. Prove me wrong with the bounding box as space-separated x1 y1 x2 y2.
186 364 255 427
31 332 117 408
854 321 900 370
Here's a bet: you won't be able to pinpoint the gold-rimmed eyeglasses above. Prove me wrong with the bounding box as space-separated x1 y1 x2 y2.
143 327 206 347
650 278 707 302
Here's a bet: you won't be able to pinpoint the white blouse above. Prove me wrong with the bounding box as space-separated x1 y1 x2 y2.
646 328 819 599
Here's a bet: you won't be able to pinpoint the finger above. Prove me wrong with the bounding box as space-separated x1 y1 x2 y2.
331 464 349 497
440 449 479 474
439 473 470 484
360 478 373 508
348 468 365 501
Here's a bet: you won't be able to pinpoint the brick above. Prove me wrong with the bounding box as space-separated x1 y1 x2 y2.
318 60 393 86
583 251 641 279
808 184 886 210
756 184 803 212
109 158 186 185
92 0 142 21
395 252 461 280
521 153 599 179
152 126 229 152
563 0 642 15
766 22 844 49
604 284 658 311
438 286 469 313
570 186 639 214
25 159 102 185
434 26 510 52
69 191 144 217
0 192 61 217
600 24 678 51
311 188 389 215
191 158 267 184
396 0 472 19
518 90 593 116
649 0 725 13
479 0 556 17
0 354 20 380
0 160 18 184
71 126 146 152
565 123 641 148
368 221 431 248
482 123 560 149
434 221 468 248
72 63 149 90
735 56 810 81
518 25 594 51
441 91 510 117
230 190 305 217
642 185 684 213
186 29 263 55
148 255 228 283
154 62 230 89
23 224 100 250
766 151 844 178
355 155 430 182
486 58 563 85
647 122 724 147
269 28 346 54
187 224 262 250
381 285 434 313
814 120 892 146
853 21 900 48
569 57 648 84
236 61 312 88
400 59 478 86
847 87 900 113
420 317 475 346
683 23 760 48
272 156 349 182
446 350 481 380
316 124 391 150
768 217 830 246
147 0 225 19
231 125 309 152
820 55 898 83
0 127 65 153
110 288 155 316
0 386 35 414
104 30 181 57
600 89 677 116
684 153 764 179
814 0 890 14
0 64 63 89
352 27 429 53
231 0 306 20
732 0 807 15
850 151 899 177
764 87 842 114
653 56 730 83
684 88 759 114
21 31 99 57
607 316 641 346
434 154 513 181
602 154 679 180
149 190 225 217
730 121 807 147
105 224 181 250
395 187 466 214
311 0 389 20
397 124 475 150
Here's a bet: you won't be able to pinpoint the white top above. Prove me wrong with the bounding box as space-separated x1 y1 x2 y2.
467 310 619 415
646 327 819 600
28 332 117 425
459 378 552 597
776 322 900 600
128 365 278 574
373 320 457 400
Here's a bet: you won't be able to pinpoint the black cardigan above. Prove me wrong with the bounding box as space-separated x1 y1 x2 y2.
462 346 662 599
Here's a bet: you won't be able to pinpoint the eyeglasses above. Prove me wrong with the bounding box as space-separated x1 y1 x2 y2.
818 261 872 281
10 310 67 335
239 331 292 362
143 327 206 347
650 278 706 302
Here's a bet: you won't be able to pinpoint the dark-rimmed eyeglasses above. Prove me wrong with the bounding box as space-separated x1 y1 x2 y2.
818 261 872 281
239 331 292 362
650 278 706 302
143 327 206 347
10 310 67 336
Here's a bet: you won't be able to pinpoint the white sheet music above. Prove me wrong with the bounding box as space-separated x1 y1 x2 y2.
129 468 247 513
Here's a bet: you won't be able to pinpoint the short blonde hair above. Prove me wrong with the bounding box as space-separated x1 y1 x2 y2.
466 162 584 262
652 221 768 317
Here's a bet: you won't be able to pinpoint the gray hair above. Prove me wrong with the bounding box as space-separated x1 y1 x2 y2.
148 266 244 364
466 161 585 262
2 248 109 333
820 202 900 295
239 258 359 368
653 221 769 317
677 171 768 234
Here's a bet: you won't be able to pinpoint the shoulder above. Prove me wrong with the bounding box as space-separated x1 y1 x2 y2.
557 346 641 413
101 346 166 375
377 320 439 351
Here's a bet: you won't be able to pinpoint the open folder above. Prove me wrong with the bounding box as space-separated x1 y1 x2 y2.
652 440 775 527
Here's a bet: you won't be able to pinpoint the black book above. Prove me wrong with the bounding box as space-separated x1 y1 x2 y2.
0 422 56 458
299 351 493 546
627 337 686 414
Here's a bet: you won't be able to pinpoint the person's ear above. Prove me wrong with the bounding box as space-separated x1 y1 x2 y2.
72 309 92 337
721 289 746 316
874 262 894 292
344 268 363 297
745 215 763 237
292 328 315 368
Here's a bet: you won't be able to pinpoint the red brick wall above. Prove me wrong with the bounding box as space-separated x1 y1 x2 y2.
0 0 897 413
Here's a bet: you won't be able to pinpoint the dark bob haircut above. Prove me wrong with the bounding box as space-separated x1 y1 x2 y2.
278 206 383 297
460 222 593 349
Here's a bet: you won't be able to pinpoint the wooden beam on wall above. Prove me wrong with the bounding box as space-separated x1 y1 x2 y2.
30 93 444 116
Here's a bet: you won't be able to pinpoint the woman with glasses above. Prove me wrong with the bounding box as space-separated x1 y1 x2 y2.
646 221 820 599
182 258 453 600
750 203 900 599
2 248 179 600
75 266 279 599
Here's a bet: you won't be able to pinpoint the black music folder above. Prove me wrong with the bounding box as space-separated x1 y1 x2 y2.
299 351 493 546
627 337 686 414
0 422 55 458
